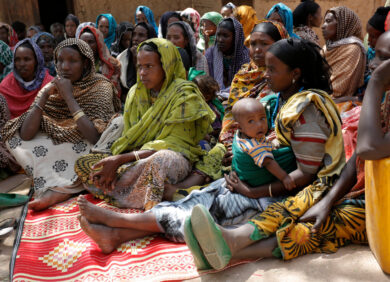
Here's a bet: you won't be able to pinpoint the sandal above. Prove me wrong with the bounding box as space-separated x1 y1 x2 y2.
0 193 29 209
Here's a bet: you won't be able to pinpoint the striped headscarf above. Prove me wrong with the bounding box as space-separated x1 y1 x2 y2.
328 6 363 41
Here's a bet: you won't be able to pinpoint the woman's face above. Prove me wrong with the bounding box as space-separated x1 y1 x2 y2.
137 50 165 92
201 19 217 37
369 33 390 73
167 25 188 49
65 20 77 38
322 12 337 41
268 12 284 25
249 31 276 67
265 51 296 93
136 11 148 23
38 40 54 63
132 25 148 47
14 46 37 82
120 30 132 49
366 23 382 49
0 27 8 44
80 32 98 58
309 7 322 28
98 16 109 38
56 47 85 83
216 27 234 54
221 7 233 18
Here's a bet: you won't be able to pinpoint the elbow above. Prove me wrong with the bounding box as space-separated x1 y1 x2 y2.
356 143 382 160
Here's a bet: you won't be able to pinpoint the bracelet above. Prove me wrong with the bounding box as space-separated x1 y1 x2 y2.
134 151 140 161
268 183 273 197
73 111 85 122
72 109 83 118
34 103 44 111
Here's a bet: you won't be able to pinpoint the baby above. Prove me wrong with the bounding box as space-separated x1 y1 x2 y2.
231 97 296 190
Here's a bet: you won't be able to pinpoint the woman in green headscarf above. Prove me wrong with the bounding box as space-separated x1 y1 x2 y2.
197 12 223 53
75 38 215 210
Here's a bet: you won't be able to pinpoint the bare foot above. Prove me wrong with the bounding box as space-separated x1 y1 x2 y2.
29 190 73 211
78 215 118 254
163 183 177 201
77 195 116 225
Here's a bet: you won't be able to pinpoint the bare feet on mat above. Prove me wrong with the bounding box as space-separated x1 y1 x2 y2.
29 190 72 211
77 195 113 225
78 215 118 254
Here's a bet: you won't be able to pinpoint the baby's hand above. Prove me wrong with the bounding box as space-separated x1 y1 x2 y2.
282 175 296 191
271 138 280 149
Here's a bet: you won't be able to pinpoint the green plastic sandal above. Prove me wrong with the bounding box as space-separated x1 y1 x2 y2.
0 193 29 209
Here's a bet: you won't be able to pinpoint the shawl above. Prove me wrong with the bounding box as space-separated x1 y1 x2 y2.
0 23 19 48
275 89 345 180
0 38 53 118
169 21 198 68
197 12 223 52
159 11 181 38
96 14 117 49
2 38 121 144
235 5 259 40
205 17 250 91
75 22 95 38
32 32 55 44
180 8 201 40
111 38 215 163
266 3 299 39
110 22 134 57
0 40 13 82
219 20 288 147
78 25 121 96
135 6 158 35
294 25 319 45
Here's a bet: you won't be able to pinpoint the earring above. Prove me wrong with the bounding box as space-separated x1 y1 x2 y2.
292 78 296 84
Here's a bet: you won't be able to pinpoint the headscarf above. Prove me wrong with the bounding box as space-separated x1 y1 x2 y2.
28 25 41 35
219 20 288 147
0 40 13 82
266 3 299 38
196 12 223 52
33 32 57 76
235 5 259 39
75 22 95 38
159 11 181 38
0 23 19 48
180 8 201 40
111 38 215 163
225 2 236 10
110 21 134 57
135 6 158 34
78 25 121 96
32 32 55 45
125 22 157 89
0 38 52 118
168 21 198 68
205 17 250 90
368 7 390 33
96 14 117 49
2 38 121 144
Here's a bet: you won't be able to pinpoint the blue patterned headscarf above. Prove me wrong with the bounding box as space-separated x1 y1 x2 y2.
12 38 46 91
266 3 299 39
96 14 117 49
135 6 158 34
0 40 13 82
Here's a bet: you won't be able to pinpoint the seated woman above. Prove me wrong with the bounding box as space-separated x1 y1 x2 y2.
185 38 347 270
33 32 57 76
159 11 181 38
205 17 250 98
0 22 19 49
0 38 53 119
117 22 157 98
64 14 79 39
135 6 158 35
78 25 121 96
293 0 322 45
96 14 117 49
0 40 13 82
196 12 223 53
75 38 343 258
110 22 133 58
75 38 215 211
167 21 209 74
219 20 288 149
1 38 121 211
266 3 299 38
322 6 366 101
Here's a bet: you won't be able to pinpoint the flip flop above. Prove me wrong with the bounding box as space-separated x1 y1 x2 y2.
0 193 29 209
190 204 232 270
183 217 211 270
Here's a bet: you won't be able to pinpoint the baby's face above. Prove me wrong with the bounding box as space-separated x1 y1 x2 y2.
238 107 268 139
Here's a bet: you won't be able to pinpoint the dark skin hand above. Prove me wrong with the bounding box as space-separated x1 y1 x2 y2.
300 153 357 233
224 169 315 199
90 150 156 190
20 77 101 144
